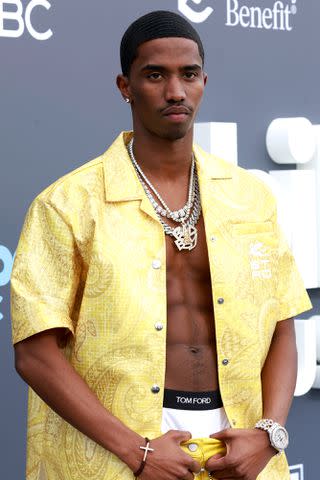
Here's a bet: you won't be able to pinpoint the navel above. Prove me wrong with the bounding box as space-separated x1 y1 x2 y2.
188 345 201 355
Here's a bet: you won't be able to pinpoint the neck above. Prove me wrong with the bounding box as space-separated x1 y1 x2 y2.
131 128 194 181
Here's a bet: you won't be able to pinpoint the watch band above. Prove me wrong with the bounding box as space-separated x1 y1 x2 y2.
255 419 289 453
255 418 276 431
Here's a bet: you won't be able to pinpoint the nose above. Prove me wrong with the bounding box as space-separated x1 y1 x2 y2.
164 75 186 103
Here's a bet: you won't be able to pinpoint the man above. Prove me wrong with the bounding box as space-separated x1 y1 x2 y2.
11 10 311 480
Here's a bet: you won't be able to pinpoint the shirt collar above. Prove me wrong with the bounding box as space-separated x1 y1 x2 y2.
102 131 233 203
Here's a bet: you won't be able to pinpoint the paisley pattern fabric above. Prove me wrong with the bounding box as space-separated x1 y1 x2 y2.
11 131 311 480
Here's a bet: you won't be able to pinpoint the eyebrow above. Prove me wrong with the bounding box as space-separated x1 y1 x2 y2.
141 64 202 72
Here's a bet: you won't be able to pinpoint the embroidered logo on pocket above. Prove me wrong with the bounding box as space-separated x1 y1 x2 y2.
249 241 272 279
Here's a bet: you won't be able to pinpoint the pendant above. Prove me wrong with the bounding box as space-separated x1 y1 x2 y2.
172 224 198 251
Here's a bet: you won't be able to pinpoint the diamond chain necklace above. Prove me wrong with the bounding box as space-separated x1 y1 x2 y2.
128 138 195 222
128 138 201 251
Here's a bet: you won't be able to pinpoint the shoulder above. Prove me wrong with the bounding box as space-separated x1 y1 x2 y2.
30 154 105 220
234 164 276 205
39 154 104 202
31 131 130 215
195 144 276 210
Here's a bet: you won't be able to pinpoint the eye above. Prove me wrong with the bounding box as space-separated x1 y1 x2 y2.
147 72 162 80
184 71 198 79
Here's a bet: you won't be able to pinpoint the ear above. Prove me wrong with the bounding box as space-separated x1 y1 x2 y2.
203 72 208 86
116 74 131 102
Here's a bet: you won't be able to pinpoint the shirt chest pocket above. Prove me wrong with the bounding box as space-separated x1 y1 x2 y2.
231 221 274 236
231 221 278 252
230 221 278 282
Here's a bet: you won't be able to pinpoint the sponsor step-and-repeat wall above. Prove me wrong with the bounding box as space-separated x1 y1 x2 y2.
1 1 319 479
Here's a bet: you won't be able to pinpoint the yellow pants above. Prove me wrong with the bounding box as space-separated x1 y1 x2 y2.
180 438 226 480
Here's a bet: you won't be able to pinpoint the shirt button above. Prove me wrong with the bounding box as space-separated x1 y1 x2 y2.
217 298 224 304
151 384 160 394
188 443 198 452
152 259 161 269
232 419 237 426
210 236 216 243
154 322 164 331
222 359 229 366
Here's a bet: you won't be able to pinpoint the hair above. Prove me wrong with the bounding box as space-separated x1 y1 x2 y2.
120 10 205 76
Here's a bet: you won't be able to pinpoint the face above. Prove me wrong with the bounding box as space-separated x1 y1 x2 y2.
117 37 207 141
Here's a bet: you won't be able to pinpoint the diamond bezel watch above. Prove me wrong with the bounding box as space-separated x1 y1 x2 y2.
255 419 289 454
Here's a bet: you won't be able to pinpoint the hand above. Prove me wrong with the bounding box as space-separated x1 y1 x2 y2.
140 430 201 480
205 428 277 480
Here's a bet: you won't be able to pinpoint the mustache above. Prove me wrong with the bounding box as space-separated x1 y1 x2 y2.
160 103 194 116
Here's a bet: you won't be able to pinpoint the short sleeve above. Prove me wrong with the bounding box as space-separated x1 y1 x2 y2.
11 197 81 344
275 224 312 321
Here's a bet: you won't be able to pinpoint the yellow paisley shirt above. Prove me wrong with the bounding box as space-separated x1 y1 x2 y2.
11 131 312 480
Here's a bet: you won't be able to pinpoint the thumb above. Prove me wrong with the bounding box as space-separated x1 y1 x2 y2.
206 454 229 472
208 453 225 461
209 428 231 441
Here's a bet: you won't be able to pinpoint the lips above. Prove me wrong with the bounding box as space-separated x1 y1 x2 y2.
162 106 191 123
162 106 191 116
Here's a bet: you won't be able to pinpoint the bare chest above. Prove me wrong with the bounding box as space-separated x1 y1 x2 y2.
164 216 218 390
165 215 215 346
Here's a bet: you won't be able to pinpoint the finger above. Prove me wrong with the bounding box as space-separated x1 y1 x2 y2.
182 469 196 480
209 428 232 441
208 453 225 462
188 460 201 474
166 429 187 441
171 430 192 443
205 455 229 472
174 463 196 480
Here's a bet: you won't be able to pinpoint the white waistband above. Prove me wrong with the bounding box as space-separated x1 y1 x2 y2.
161 406 230 438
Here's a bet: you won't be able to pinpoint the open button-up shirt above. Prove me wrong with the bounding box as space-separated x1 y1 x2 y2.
11 131 311 480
